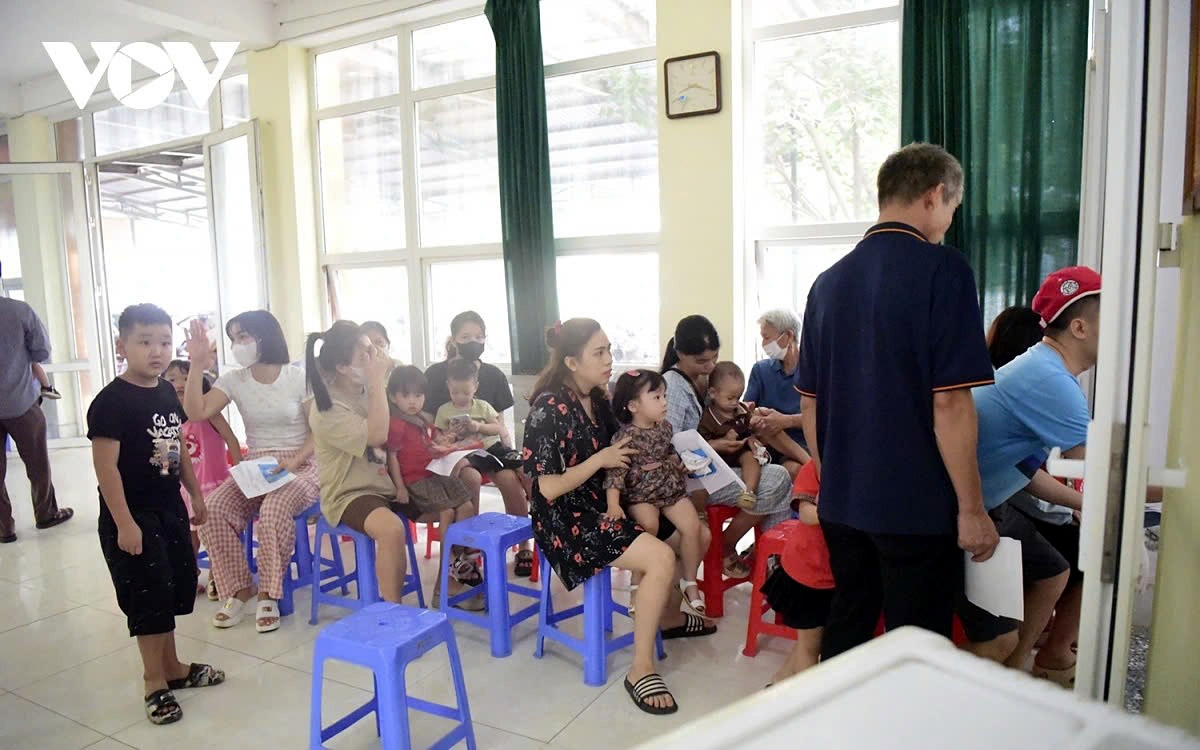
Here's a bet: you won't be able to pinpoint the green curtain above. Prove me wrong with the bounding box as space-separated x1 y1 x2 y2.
902 0 1089 323
486 0 558 374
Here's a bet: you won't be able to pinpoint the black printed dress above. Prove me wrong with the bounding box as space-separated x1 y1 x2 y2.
522 386 645 590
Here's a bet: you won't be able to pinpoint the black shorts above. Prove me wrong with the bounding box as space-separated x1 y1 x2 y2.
956 503 1070 643
1020 510 1082 585
761 567 833 630
99 501 197 637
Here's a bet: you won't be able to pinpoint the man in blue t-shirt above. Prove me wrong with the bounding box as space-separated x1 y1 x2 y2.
797 143 999 660
963 266 1100 679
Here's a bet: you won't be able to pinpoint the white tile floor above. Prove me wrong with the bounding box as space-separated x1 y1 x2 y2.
0 448 794 749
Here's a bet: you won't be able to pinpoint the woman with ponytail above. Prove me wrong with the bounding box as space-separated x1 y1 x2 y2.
660 315 794 579
307 321 414 604
183 311 317 633
523 319 711 715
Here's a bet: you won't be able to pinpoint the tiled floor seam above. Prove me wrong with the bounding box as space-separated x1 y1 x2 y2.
2 690 105 744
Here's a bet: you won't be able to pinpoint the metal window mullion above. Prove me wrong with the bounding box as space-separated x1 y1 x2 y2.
314 93 408 122
543 46 657 78
398 27 427 367
751 6 902 43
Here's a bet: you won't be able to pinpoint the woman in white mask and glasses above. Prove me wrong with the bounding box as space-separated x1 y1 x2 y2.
182 310 318 633
744 309 811 480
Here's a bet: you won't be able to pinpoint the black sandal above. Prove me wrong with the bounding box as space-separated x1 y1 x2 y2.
167 662 225 690
624 673 678 715
514 550 534 578
661 612 717 640
144 689 182 725
35 508 74 530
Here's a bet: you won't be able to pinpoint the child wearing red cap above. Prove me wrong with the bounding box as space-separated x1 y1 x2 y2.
761 460 834 685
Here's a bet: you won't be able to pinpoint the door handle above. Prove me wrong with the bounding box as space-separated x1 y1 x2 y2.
1047 448 1187 488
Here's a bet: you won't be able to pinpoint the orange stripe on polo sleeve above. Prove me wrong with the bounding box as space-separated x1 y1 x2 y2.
931 378 995 393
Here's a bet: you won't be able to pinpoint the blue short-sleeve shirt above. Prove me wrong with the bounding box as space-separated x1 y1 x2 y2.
796 222 995 535
975 343 1090 510
743 358 806 447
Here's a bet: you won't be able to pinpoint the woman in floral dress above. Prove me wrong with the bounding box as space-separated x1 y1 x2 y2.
522 318 685 715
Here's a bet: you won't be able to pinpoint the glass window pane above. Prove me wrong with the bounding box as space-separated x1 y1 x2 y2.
758 241 855 319
755 22 899 225
221 74 250 127
417 91 500 246
0 176 20 278
546 63 658 237
753 0 898 27
94 89 211 155
331 265 412 365
541 0 655 64
427 259 511 365
0 133 9 163
316 37 400 109
557 252 658 364
319 108 405 254
412 15 495 88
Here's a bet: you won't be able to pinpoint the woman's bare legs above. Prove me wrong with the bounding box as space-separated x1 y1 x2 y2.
611 534 678 710
626 503 662 592
361 507 409 603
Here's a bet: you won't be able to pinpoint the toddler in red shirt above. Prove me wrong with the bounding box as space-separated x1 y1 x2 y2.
761 459 833 685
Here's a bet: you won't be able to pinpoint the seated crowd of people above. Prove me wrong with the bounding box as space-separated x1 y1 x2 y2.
81 143 1102 724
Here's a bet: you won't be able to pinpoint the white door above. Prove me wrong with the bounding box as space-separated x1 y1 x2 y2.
1066 0 1188 705
0 163 104 448
203 120 269 352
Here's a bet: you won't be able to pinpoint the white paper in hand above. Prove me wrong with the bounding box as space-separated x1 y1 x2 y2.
964 537 1024 619
670 430 746 495
425 449 488 476
228 457 297 498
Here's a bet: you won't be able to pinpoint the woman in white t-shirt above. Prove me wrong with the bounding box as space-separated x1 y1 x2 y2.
183 310 318 633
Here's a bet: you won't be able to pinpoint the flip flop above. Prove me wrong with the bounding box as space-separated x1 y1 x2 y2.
624 673 678 715
212 597 248 628
168 663 225 690
144 689 182 725
256 599 281 633
514 549 534 577
661 612 717 640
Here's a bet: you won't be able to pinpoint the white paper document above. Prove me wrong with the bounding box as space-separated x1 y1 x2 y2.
228 457 297 498
425 449 488 476
964 537 1024 619
670 430 746 495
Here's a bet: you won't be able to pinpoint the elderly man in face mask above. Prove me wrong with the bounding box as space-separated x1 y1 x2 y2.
744 308 812 479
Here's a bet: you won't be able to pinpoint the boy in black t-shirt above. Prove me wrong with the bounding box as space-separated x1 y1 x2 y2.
87 304 225 725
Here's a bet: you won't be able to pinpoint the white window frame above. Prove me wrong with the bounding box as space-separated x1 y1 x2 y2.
312 7 660 372
742 1 903 363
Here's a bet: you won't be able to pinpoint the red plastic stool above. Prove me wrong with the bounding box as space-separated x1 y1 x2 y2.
873 613 969 645
700 505 757 618
742 520 804 656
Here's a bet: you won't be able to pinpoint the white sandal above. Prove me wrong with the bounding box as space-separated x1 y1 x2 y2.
678 579 706 617
212 597 248 628
255 599 281 633
628 584 638 616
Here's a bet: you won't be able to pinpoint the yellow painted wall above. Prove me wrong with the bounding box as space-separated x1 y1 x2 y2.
247 45 323 356
1145 214 1200 733
656 0 743 359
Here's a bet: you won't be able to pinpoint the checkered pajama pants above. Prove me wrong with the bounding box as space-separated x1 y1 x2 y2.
197 449 319 600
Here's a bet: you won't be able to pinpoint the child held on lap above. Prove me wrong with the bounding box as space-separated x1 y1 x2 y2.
164 360 240 595
87 304 224 726
387 365 486 609
761 459 833 685
699 362 769 509
604 370 707 617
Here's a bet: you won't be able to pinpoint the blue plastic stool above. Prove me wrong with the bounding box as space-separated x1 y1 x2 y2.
437 513 541 657
309 515 424 624
310 602 476 750
534 552 666 686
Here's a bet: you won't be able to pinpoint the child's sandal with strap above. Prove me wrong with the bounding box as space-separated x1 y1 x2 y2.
144 689 182 725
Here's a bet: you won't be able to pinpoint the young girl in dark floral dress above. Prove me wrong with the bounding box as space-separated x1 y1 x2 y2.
604 370 706 617
522 318 683 715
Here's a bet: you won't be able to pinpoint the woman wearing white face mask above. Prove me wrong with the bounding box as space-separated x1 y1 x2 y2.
744 309 811 479
182 310 318 633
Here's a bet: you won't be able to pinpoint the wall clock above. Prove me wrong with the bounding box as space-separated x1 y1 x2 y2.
664 51 721 119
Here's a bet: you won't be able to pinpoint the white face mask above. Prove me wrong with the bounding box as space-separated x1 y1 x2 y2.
762 333 788 361
231 341 259 368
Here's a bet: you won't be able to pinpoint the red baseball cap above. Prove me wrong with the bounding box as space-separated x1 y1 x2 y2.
1032 266 1102 327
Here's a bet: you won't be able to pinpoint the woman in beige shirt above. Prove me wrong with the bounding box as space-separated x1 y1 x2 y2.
305 321 409 602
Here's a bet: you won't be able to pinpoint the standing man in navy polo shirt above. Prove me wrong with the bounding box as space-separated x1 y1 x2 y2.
798 143 999 659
